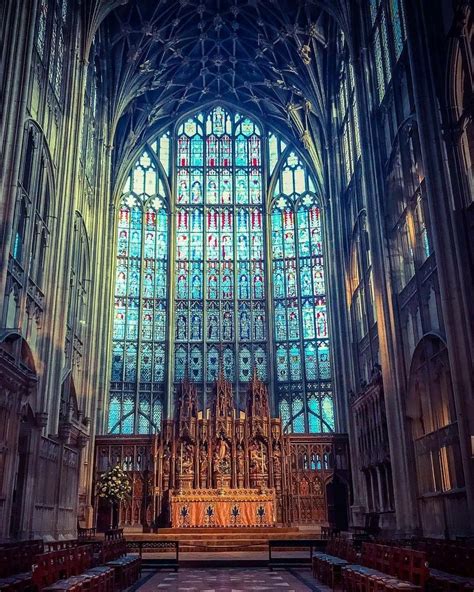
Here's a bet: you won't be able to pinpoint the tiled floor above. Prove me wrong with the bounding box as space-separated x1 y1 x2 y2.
135 567 327 592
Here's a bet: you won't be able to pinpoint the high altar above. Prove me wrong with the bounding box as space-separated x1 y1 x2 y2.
159 372 281 527
94 372 350 530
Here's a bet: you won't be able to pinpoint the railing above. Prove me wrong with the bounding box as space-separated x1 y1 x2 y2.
104 528 124 541
268 538 326 567
125 540 179 570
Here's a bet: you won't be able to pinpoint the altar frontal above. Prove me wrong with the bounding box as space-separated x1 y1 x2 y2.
170 488 275 528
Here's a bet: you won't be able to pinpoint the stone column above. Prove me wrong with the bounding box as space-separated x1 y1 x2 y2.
403 0 474 526
351 48 418 534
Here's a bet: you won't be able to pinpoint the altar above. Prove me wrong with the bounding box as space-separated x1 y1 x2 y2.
170 488 275 528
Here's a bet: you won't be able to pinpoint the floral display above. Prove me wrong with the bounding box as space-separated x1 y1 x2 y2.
96 464 131 502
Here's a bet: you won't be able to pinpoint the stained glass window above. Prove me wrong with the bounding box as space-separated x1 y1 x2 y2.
272 152 335 433
108 148 169 434
108 104 334 435
174 106 266 408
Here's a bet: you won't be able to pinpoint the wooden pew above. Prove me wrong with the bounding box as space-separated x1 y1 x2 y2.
341 543 429 592
409 539 474 592
0 540 44 592
97 540 140 591
312 538 358 589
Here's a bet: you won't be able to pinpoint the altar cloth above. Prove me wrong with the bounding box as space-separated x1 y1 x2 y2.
170 488 275 527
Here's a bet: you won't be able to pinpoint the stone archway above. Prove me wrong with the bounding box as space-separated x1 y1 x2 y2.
0 331 38 538
407 335 468 537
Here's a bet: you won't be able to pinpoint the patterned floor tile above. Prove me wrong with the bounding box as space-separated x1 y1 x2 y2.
134 568 323 592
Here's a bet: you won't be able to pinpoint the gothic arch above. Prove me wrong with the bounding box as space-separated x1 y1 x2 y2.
406 334 468 536
12 119 56 291
444 4 473 207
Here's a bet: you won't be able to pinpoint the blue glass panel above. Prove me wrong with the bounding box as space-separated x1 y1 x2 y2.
223 347 234 381
302 301 315 339
289 344 302 381
308 398 322 433
235 135 247 166
207 346 219 381
153 345 165 381
318 341 331 379
322 394 335 431
279 399 291 432
122 395 134 434
276 345 288 382
254 346 266 380
275 303 287 341
239 347 252 382
305 342 317 380
108 396 121 432
190 346 203 381
175 346 187 380
292 406 305 433
239 304 251 340
125 343 137 381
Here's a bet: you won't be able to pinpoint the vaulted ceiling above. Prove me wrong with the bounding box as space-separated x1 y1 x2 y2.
86 0 353 186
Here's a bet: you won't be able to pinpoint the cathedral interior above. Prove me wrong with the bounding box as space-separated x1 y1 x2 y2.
0 0 473 588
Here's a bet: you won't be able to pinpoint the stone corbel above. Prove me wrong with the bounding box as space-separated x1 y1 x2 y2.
58 421 73 443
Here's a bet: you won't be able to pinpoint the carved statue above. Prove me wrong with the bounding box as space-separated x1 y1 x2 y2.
178 442 194 475
162 443 171 476
215 436 229 462
213 437 231 480
273 442 282 475
250 441 267 474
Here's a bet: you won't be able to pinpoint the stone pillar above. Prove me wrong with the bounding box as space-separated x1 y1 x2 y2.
351 49 418 534
403 0 474 527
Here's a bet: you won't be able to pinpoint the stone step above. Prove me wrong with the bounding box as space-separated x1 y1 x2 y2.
130 532 319 541
151 526 301 535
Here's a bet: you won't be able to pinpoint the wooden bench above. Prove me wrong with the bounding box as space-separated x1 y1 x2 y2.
312 538 358 589
341 543 428 592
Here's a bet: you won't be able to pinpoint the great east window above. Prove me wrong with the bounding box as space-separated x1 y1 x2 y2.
107 106 335 435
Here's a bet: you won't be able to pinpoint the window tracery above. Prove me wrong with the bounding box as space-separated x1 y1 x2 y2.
108 149 168 434
272 152 334 434
12 125 52 293
108 105 334 435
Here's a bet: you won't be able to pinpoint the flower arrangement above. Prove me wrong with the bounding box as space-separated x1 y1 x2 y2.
96 464 131 503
